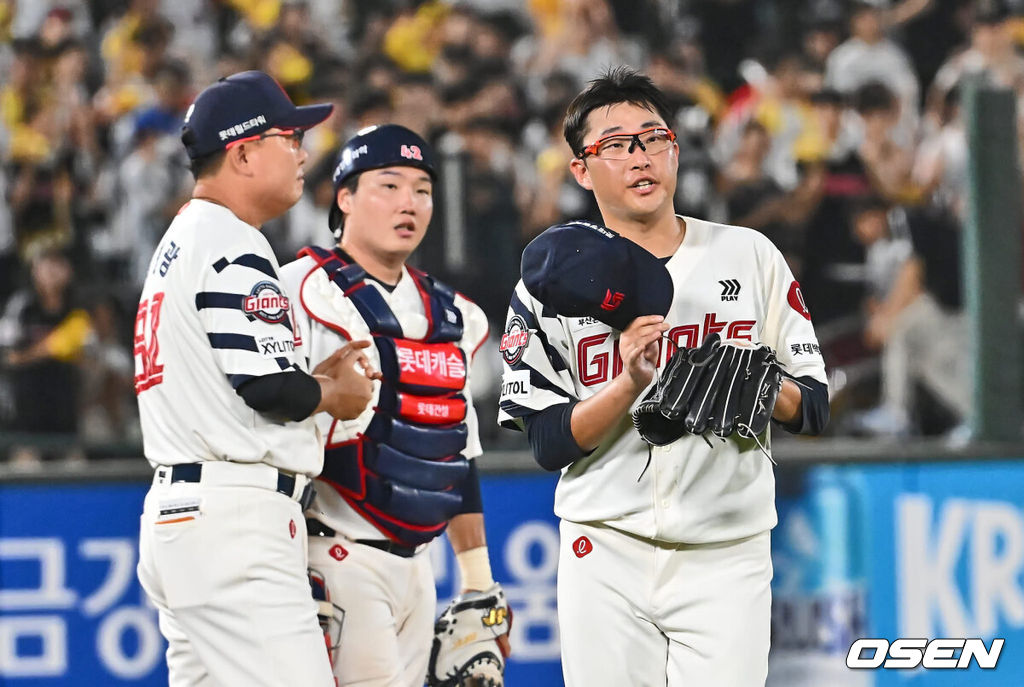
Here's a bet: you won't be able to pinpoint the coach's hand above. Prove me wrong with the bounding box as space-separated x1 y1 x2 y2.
313 340 381 420
619 316 668 391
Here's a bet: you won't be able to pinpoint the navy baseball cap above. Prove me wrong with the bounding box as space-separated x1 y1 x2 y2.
521 221 673 331
181 70 333 159
328 124 438 232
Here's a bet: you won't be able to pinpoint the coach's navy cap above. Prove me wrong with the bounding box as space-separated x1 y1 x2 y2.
328 124 438 233
181 70 333 159
521 221 673 331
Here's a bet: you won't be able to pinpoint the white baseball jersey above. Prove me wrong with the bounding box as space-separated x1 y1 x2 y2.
498 216 827 544
135 199 322 476
280 254 489 540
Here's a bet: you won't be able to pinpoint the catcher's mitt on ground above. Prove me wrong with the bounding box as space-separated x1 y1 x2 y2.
428 583 511 687
632 333 784 446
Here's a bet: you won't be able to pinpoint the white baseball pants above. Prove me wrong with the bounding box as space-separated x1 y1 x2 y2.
307 533 436 687
557 520 772 687
137 464 335 687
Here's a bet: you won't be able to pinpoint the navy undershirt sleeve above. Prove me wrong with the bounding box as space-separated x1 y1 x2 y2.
523 401 591 471
236 371 322 422
776 374 830 436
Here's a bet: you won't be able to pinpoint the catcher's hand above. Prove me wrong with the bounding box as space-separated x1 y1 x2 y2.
632 333 784 446
428 583 511 687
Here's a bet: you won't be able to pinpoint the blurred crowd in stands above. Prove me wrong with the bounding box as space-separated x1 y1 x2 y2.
0 0 1020 465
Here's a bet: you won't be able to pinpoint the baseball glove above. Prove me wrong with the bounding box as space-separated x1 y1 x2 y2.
632 333 784 446
427 583 511 687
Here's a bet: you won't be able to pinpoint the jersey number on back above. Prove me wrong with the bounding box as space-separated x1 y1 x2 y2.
134 293 165 393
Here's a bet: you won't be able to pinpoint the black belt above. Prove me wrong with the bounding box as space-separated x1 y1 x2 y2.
306 519 418 558
169 463 316 510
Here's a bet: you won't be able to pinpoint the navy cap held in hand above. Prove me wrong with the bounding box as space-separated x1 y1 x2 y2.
521 221 673 331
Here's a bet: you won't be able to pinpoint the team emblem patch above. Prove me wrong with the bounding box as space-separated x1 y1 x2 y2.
243 281 290 323
500 315 530 365
600 289 624 311
329 544 348 561
787 281 811 321
572 536 593 558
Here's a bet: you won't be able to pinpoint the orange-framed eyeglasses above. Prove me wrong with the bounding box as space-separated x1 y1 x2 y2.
225 128 304 151
578 127 677 160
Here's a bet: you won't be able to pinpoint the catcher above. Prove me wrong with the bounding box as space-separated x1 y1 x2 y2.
280 124 511 687
497 68 829 686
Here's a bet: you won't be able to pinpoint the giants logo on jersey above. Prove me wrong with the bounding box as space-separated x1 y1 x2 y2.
243 281 290 323
500 315 530 364
576 313 757 387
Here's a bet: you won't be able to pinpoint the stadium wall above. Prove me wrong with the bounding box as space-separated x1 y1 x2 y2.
3 444 1024 686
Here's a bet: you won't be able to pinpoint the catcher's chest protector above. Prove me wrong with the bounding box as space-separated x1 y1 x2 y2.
299 246 472 546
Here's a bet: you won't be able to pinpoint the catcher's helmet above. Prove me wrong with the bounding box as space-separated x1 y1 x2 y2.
328 124 438 235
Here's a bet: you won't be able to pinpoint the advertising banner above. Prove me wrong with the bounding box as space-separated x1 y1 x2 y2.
4 460 1024 685
770 460 1024 687
0 475 563 686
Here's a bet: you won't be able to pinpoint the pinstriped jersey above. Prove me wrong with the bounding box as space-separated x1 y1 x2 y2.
280 254 490 541
135 199 323 475
498 216 828 544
